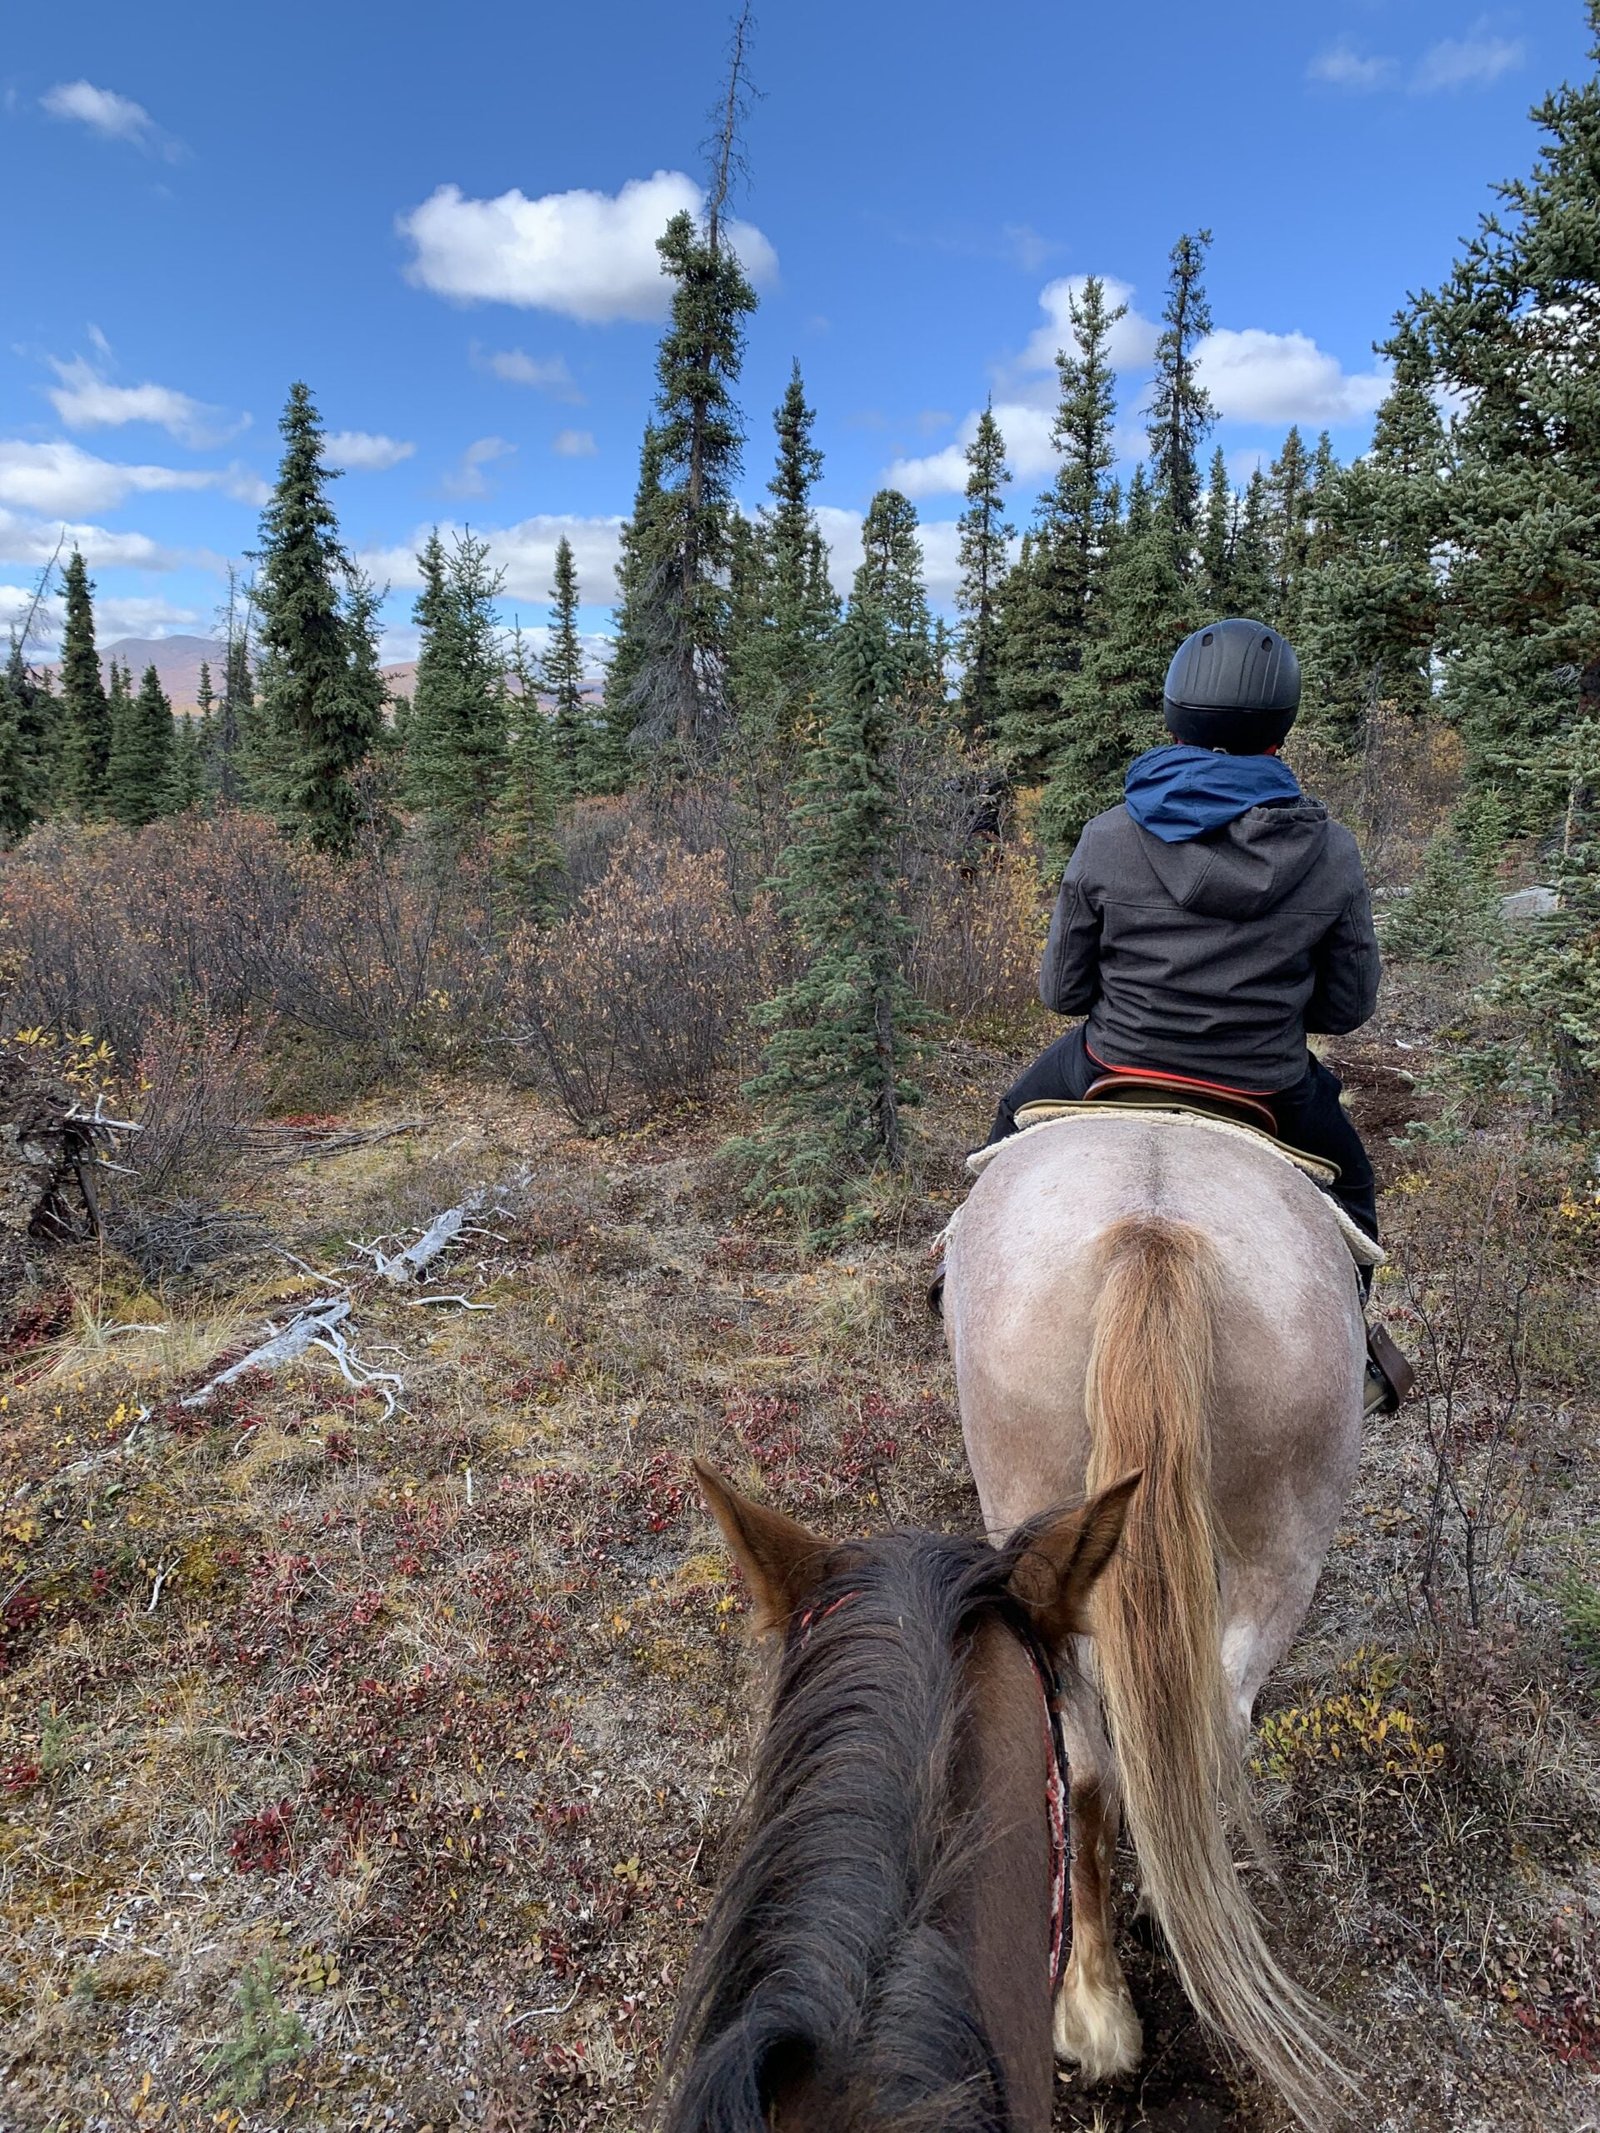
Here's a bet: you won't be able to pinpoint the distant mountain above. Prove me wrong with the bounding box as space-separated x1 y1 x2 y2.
72 636 422 715
101 635 225 714
50 637 601 715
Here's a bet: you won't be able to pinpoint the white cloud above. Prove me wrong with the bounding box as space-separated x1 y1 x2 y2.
398 170 778 323
360 514 626 605
0 507 182 573
1020 276 1161 377
41 79 152 142
553 428 597 458
0 587 201 657
0 439 215 517
1413 24 1524 92
325 430 416 473
442 435 516 498
1195 329 1388 426
40 80 178 158
46 354 235 447
475 346 583 399
94 594 203 639
1307 44 1397 90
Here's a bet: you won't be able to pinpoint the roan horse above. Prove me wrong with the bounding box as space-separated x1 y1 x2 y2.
945 1113 1366 2126
661 1459 1140 2133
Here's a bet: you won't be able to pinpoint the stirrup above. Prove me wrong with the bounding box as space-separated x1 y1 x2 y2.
1364 1322 1415 1415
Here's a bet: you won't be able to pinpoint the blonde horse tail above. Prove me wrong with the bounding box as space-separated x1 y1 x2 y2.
1083 1214 1347 2128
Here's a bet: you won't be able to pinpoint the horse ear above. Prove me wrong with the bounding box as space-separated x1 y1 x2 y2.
1009 1471 1142 1645
692 1458 833 1636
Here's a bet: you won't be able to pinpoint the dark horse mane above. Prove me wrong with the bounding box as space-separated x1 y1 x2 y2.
660 1521 1045 2133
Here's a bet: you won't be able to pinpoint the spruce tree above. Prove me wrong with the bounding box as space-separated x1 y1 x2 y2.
59 549 111 816
252 382 381 854
1266 426 1313 638
729 362 838 752
543 536 589 797
0 642 58 840
1199 446 1235 613
1146 231 1215 562
1040 469 1195 861
1300 351 1446 753
498 626 564 914
602 427 667 783
738 601 927 1237
851 490 935 675
624 208 758 754
169 709 206 813
1394 10 1600 803
996 276 1124 778
954 404 1014 749
1229 468 1275 620
106 664 174 828
215 624 254 808
405 530 509 833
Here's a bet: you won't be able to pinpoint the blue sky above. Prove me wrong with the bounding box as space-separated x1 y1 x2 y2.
0 1 1589 666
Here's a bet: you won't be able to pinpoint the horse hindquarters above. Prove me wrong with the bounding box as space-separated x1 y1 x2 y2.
1081 1214 1345 2129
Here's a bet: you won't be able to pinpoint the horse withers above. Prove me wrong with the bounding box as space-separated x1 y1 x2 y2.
659 1459 1139 2133
944 1112 1365 2127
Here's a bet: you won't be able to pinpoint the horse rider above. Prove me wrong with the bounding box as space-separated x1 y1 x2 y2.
985 617 1412 1413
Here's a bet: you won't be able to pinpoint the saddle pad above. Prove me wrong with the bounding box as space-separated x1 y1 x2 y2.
966 1104 1384 1270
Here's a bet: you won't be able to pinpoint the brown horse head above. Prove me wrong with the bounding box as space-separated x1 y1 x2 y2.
659 1461 1138 2133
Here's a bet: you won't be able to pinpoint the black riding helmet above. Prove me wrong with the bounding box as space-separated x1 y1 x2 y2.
1163 618 1301 753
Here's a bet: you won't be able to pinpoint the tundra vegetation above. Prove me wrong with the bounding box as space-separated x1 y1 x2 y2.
0 8 1598 2129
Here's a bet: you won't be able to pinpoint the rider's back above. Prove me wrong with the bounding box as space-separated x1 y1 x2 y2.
1041 793 1378 1094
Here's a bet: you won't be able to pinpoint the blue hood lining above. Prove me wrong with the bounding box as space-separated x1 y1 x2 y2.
1124 743 1302 844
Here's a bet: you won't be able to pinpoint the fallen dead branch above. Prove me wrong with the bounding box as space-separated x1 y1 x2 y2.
176 1298 409 1420
369 1190 487 1285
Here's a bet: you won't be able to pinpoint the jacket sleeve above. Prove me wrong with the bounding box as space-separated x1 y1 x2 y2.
1306 876 1382 1036
1038 832 1103 1015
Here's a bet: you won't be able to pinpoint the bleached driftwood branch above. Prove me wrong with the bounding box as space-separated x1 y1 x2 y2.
372 1190 486 1285
179 1299 351 1407
178 1296 407 1420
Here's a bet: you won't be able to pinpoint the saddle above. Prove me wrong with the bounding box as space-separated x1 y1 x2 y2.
1013 1067 1340 1189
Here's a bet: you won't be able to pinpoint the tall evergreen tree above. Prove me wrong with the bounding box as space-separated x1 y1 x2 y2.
252 382 382 854
1040 468 1195 861
498 626 564 914
1230 468 1275 620
1146 231 1215 564
1394 5 1600 802
106 664 174 828
543 536 590 797
0 642 58 840
58 550 111 816
954 405 1014 748
1300 350 1446 752
996 276 1124 777
1199 447 1235 612
738 602 927 1236
602 426 667 784
404 529 506 832
1266 426 1313 637
617 11 760 758
851 490 934 654
729 361 838 751
626 209 759 753
214 598 255 809
169 709 206 813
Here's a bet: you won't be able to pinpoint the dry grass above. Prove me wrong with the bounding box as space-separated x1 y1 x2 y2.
0 1024 1596 2132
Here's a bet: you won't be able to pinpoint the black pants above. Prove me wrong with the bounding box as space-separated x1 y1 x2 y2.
987 1026 1379 1247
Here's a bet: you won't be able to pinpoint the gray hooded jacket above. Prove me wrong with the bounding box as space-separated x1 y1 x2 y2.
1039 797 1381 1092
